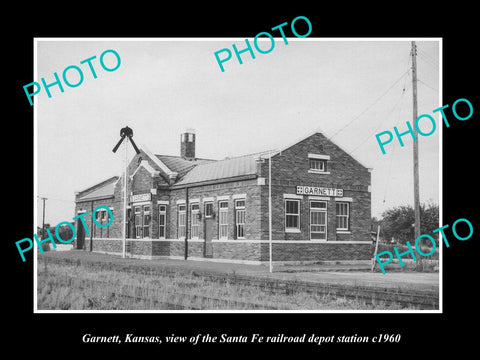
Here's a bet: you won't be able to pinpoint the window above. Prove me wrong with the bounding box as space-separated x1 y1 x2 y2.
235 199 245 208
310 201 327 240
96 210 105 224
308 154 330 174
191 203 200 238
285 200 300 230
159 205 166 239
142 205 151 238
133 205 152 238
94 209 111 237
235 199 245 239
219 201 228 239
205 202 213 218
97 208 112 225
126 208 131 238
311 201 327 209
134 206 142 238
309 159 326 172
336 202 350 230
178 204 186 238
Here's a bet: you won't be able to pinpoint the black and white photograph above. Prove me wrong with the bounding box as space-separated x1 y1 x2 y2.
34 38 441 313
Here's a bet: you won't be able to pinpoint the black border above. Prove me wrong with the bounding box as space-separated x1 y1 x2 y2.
7 6 479 355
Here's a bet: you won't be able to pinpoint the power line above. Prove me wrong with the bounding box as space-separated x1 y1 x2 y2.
416 52 436 66
347 77 409 154
417 78 438 92
326 68 411 142
416 47 439 65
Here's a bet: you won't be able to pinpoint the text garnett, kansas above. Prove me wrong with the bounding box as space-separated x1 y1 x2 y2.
82 333 162 344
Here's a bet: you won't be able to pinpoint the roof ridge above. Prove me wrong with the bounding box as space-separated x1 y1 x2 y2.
76 175 119 195
155 154 217 162
209 149 276 162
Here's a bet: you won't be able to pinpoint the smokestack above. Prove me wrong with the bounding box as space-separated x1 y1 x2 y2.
180 128 195 160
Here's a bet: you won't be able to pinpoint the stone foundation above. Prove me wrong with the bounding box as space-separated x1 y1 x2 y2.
81 238 373 263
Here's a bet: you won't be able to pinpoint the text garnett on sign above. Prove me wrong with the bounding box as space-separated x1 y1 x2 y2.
296 186 343 197
130 193 151 203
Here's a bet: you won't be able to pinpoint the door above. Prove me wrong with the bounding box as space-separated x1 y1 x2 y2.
204 202 214 258
310 201 327 240
76 217 85 249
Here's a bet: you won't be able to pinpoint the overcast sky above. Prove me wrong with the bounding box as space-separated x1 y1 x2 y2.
35 38 440 226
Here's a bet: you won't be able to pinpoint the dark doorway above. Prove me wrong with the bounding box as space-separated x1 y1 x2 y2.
76 217 85 249
204 202 214 258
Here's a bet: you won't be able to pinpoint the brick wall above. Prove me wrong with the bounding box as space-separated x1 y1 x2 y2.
74 197 118 249
85 238 123 254
85 238 173 258
74 132 372 263
213 241 262 261
258 132 371 242
152 241 171 256
212 240 374 262
81 238 374 262
260 242 374 262
169 180 261 241
170 240 204 258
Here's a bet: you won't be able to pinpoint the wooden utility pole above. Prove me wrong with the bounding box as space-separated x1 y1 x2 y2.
268 150 273 273
41 197 47 237
112 127 141 259
122 137 128 258
185 187 189 260
411 41 422 263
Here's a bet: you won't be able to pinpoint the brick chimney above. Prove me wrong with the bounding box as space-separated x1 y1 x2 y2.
180 129 195 160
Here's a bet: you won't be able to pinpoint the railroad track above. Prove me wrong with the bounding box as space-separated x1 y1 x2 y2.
39 256 439 310
49 274 282 310
212 274 439 310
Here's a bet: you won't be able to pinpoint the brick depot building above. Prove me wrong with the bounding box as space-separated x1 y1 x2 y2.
74 130 373 264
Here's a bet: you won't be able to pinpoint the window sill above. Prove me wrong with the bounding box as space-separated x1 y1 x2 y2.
285 228 301 233
308 170 331 175
336 230 351 234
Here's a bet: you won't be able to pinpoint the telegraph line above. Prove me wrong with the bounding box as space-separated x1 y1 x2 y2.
326 67 411 142
416 47 439 65
417 78 438 92
325 47 413 143
347 74 410 154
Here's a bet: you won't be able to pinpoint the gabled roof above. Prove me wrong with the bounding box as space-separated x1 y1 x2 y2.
75 130 371 201
141 145 175 176
130 160 160 178
259 130 371 169
155 155 215 178
76 176 118 202
172 153 260 187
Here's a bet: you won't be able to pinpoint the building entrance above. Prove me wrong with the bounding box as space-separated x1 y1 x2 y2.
76 217 85 249
204 202 214 258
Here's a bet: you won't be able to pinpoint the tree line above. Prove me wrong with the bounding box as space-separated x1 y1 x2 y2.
372 201 439 245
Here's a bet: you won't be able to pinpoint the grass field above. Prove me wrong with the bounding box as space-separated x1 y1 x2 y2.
36 251 424 311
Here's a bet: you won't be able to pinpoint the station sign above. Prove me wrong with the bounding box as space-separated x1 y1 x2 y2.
296 186 343 197
130 193 151 203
